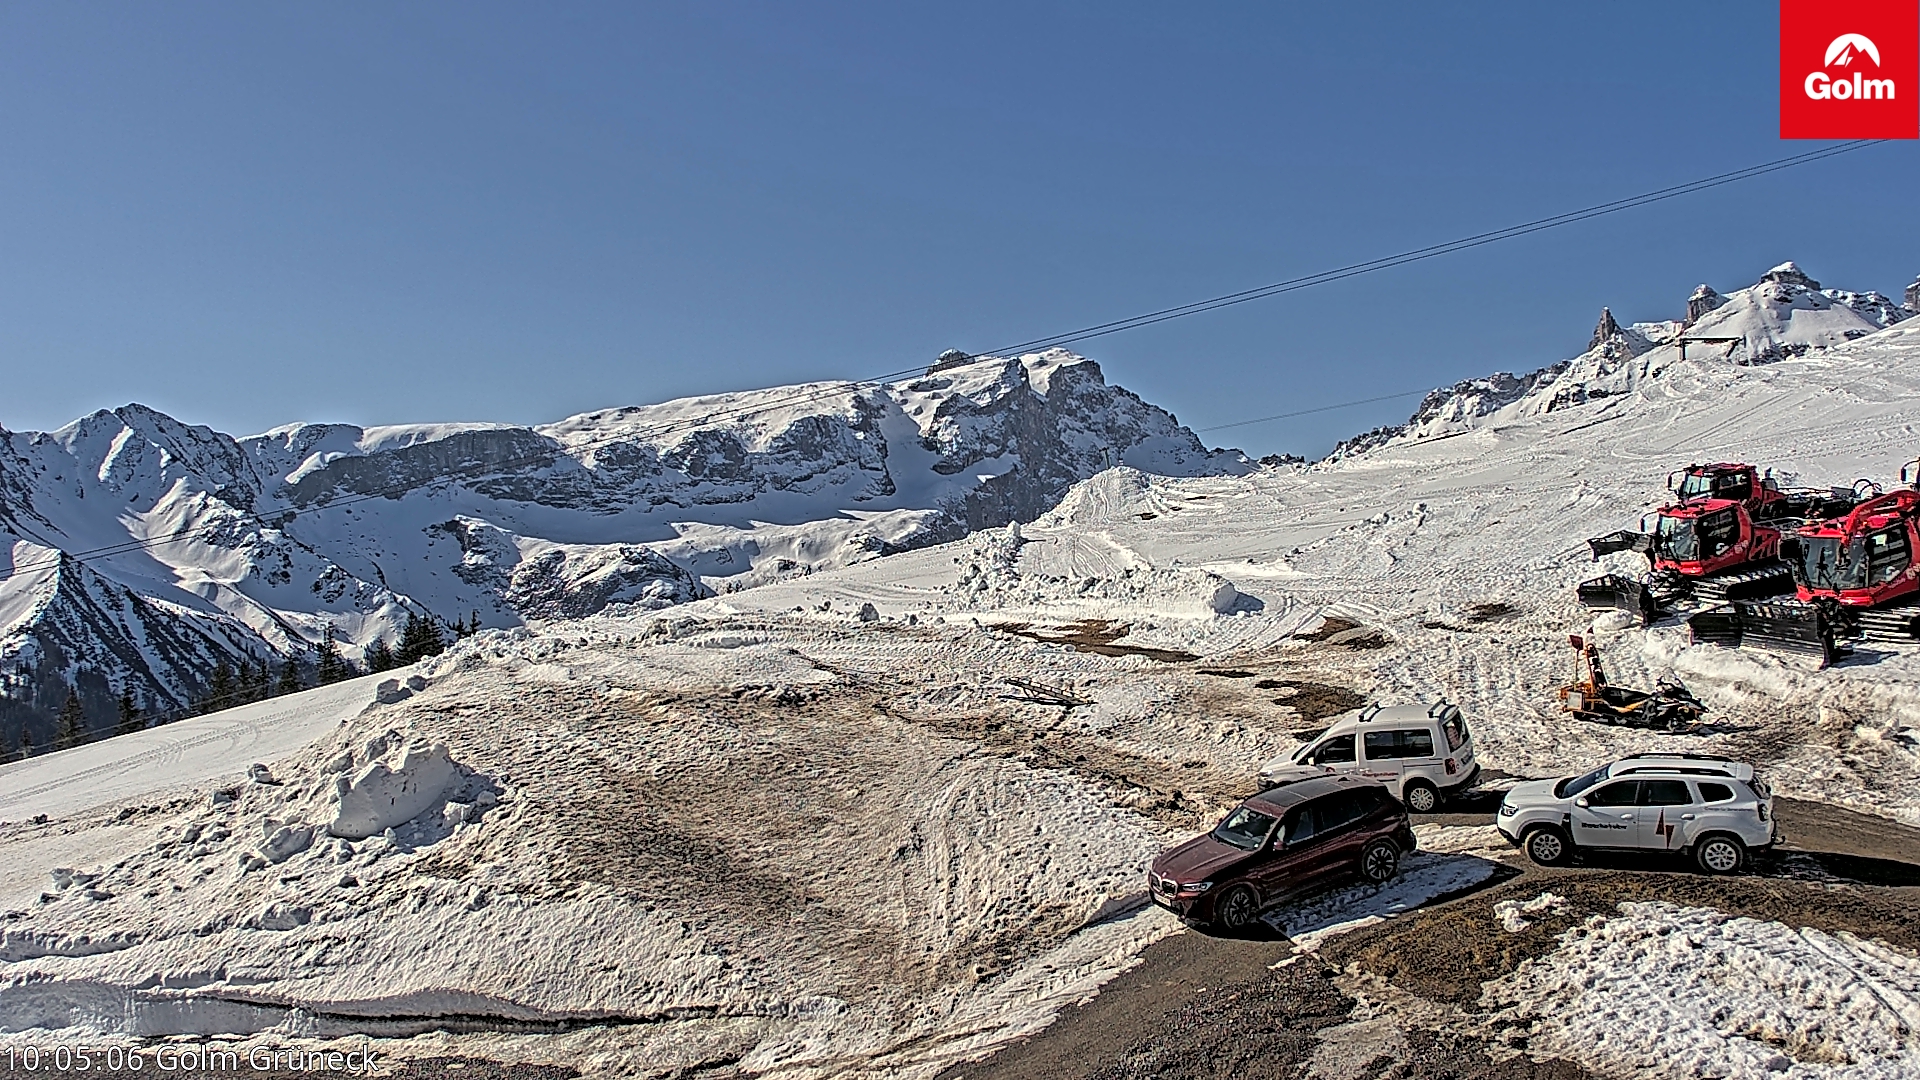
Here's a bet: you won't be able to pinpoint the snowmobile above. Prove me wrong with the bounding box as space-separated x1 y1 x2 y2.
1579 463 1862 621
1690 483 1920 667
1557 635 1705 732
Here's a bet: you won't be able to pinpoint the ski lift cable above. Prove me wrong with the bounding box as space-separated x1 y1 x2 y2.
0 140 1884 582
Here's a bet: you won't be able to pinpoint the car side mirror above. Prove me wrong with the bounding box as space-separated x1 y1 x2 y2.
1574 797 1590 809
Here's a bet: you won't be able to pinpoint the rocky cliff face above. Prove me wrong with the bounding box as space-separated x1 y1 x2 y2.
1331 263 1914 459
0 350 1243 744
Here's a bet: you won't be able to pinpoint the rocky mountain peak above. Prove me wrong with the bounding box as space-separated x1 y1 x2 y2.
1687 284 1727 323
1907 276 1920 313
1589 307 1624 350
1760 261 1821 290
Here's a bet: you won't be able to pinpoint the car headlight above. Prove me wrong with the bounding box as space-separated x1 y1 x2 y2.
1182 881 1214 892
1498 803 1517 817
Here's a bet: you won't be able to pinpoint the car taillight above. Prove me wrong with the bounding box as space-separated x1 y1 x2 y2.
1445 758 1458 775
1757 803 1769 822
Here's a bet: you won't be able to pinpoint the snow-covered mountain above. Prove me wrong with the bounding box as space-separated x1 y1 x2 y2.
1 350 1244 741
1333 262 1915 457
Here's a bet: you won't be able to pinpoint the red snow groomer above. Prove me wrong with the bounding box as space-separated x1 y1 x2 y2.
1691 471 1920 667
1579 463 1861 622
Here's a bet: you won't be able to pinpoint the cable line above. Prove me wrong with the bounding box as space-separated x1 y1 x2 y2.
1 140 1883 585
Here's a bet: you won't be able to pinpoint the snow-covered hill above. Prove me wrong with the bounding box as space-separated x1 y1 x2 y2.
9 264 1920 1077
1333 263 1915 457
1 351 1245 743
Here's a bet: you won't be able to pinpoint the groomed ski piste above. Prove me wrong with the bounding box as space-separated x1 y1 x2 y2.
5 309 1920 1077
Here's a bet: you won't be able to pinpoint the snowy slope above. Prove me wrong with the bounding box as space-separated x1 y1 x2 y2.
8 277 1920 1074
1 351 1244 743
1334 262 1911 457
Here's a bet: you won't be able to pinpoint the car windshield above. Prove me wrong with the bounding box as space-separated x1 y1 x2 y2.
1654 514 1698 561
1557 763 1611 799
1210 806 1277 851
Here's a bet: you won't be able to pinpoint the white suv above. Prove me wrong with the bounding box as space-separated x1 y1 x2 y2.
1497 753 1775 873
1261 701 1479 813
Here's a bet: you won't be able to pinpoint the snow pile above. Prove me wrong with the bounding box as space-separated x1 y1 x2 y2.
1492 891 1565 933
326 735 460 841
5 615 1267 1074
1486 902 1920 1079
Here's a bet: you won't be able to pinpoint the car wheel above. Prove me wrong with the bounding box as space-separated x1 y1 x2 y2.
1213 886 1260 934
1360 839 1400 884
1524 826 1573 867
1694 834 1746 875
1402 780 1439 814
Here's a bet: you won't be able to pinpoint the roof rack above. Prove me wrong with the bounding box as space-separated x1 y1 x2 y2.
1620 752 1733 762
1357 704 1384 723
1616 764 1734 777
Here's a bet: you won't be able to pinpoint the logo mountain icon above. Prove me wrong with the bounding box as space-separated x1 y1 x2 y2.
1825 33 1881 68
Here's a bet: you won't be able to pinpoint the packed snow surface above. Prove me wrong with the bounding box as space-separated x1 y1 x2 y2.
1487 902 1920 1079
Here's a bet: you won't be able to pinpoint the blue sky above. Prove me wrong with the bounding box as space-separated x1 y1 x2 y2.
2 2 1915 457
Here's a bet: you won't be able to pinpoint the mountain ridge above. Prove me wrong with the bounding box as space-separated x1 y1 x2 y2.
1 350 1245 743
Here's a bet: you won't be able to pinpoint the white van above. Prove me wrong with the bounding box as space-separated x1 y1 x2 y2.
1260 701 1479 813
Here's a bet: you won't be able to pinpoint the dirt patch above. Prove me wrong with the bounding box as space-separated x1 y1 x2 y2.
1198 669 1256 678
1297 616 1362 642
1465 602 1519 624
1324 871 1920 1006
1264 681 1367 722
995 621 1199 663
938 931 1592 1080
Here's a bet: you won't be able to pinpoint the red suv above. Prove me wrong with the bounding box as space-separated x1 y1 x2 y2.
1147 776 1415 933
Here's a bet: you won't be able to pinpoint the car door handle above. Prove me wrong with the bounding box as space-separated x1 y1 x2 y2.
1681 814 1697 820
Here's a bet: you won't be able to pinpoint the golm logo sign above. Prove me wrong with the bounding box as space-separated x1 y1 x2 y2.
1780 1 1917 138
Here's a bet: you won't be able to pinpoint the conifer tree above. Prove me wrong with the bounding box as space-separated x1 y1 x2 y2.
207 660 235 714
275 658 303 697
363 637 396 674
18 726 33 760
395 612 446 665
116 687 142 736
316 625 349 685
55 687 87 750
247 659 271 703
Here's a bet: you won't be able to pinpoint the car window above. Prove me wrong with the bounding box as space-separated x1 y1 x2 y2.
1210 807 1277 851
1313 791 1368 834
1442 715 1467 752
1697 782 1735 803
1285 808 1317 845
1310 734 1356 765
1401 729 1434 758
1363 731 1399 760
1638 780 1692 806
1585 781 1639 807
1560 763 1611 798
